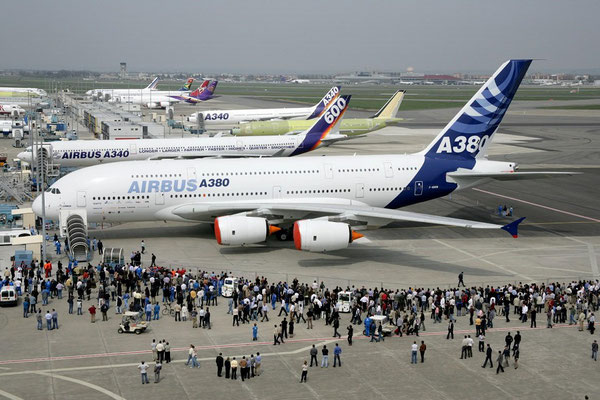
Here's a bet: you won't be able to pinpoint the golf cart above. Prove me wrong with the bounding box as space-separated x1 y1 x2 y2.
118 311 148 334
336 291 352 313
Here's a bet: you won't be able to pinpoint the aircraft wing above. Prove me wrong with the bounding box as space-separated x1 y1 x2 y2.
170 200 524 237
320 134 367 146
446 171 579 190
447 171 579 182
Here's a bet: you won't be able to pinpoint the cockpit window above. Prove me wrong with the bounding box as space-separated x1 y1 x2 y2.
45 188 61 194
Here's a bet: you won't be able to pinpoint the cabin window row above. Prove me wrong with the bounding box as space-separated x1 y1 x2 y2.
92 196 150 200
169 192 267 198
286 189 350 195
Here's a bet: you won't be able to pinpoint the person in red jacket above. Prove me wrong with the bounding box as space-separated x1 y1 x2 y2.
88 305 96 323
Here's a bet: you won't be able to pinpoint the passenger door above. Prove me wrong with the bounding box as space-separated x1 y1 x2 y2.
77 191 86 207
414 181 423 196
384 162 394 178
273 186 282 199
356 183 364 198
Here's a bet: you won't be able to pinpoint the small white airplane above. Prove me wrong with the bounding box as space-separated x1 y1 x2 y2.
110 81 216 109
18 95 355 167
33 60 574 252
0 104 25 116
85 77 161 98
187 86 340 126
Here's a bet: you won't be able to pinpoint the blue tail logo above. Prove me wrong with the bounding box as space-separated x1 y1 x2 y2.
306 86 341 119
423 59 531 160
291 95 350 156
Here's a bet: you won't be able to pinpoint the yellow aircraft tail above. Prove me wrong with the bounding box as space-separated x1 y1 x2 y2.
371 90 405 119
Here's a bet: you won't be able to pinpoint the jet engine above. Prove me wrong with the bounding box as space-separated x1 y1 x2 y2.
214 216 280 245
146 102 160 109
293 220 363 252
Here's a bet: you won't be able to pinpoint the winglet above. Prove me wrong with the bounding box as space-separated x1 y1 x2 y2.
500 217 525 238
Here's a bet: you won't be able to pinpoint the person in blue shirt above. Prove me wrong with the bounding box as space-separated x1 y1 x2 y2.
271 293 277 310
145 303 152 321
333 343 342 367
41 288 49 305
153 303 160 320
252 323 258 341
23 297 29 318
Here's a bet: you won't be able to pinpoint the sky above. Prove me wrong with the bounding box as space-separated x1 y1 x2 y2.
2 0 599 74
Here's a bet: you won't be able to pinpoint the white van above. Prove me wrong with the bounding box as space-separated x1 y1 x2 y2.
222 277 238 298
0 229 31 245
0 286 18 306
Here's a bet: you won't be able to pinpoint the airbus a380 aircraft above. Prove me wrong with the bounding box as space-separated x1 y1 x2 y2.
33 60 574 252
187 86 341 126
18 95 354 167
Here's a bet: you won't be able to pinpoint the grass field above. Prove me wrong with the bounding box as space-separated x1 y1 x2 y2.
2 76 600 111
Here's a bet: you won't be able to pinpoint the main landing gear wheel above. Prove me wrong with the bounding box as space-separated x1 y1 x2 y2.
276 229 293 241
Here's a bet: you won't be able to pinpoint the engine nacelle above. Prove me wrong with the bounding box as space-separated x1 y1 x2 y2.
214 216 280 245
146 102 160 109
293 220 363 252
159 101 171 108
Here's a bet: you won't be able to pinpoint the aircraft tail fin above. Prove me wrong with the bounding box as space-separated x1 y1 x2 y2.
291 95 350 155
145 77 159 90
189 81 218 101
306 86 341 119
420 59 532 161
180 78 195 91
371 90 405 119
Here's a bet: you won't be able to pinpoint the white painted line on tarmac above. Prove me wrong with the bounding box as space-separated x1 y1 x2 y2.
0 389 24 400
0 324 579 377
33 371 126 400
472 188 600 223
433 239 533 281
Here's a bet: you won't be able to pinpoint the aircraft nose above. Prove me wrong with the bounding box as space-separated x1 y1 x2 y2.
32 195 42 216
17 152 31 162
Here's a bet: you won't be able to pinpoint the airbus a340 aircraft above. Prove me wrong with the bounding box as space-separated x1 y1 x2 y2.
231 89 404 136
187 86 341 127
18 95 354 167
85 76 161 98
33 60 573 252
110 81 217 108
85 77 198 100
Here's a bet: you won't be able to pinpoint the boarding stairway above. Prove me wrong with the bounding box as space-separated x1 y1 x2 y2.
62 211 90 262
35 146 60 179
0 174 33 204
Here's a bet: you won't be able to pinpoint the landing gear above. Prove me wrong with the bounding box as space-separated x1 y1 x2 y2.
276 228 293 241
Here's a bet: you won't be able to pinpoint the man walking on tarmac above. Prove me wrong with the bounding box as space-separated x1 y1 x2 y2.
458 272 465 287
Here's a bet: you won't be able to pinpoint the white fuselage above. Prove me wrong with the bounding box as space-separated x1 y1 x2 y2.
36 155 436 223
87 88 157 97
19 134 315 167
188 106 316 126
109 91 190 106
0 104 25 115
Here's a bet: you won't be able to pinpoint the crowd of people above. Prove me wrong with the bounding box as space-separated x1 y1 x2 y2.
2 244 600 384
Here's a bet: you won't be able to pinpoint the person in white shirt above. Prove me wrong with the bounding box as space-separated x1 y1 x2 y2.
467 335 474 357
411 342 418 364
521 304 529 322
138 361 149 384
